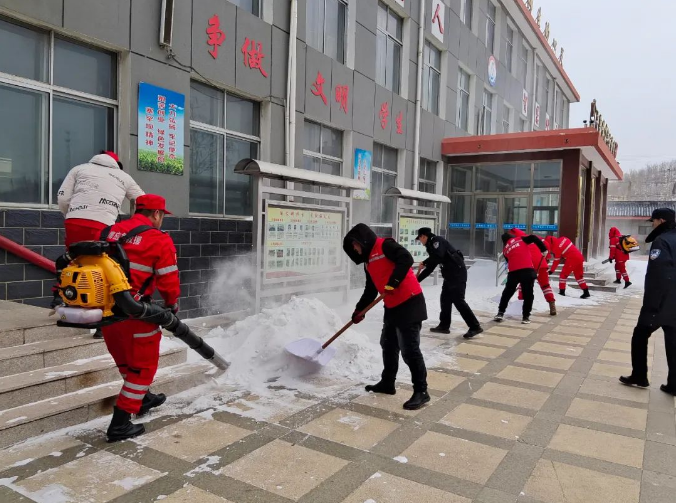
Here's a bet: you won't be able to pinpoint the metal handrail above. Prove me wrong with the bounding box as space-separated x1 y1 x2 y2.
0 235 56 274
495 251 508 286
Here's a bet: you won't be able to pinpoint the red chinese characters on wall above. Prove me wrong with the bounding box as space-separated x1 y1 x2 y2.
157 95 166 163
311 71 328 105
206 15 226 59
335 85 349 113
144 106 154 147
241 37 268 77
379 102 389 129
395 111 404 134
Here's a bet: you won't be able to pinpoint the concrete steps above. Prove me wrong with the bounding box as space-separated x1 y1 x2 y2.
0 302 89 348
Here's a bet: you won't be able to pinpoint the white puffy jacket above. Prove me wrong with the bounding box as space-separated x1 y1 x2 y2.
57 154 145 226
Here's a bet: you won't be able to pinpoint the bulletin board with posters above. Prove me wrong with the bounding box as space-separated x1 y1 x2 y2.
263 202 346 284
397 215 437 264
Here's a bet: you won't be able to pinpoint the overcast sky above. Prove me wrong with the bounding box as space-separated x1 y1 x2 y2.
535 0 675 172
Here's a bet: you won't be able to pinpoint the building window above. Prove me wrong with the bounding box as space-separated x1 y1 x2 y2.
0 18 117 206
561 97 569 127
371 143 397 224
306 0 347 63
638 225 652 235
534 63 541 102
229 0 260 16
505 25 514 73
189 81 260 216
419 158 437 195
502 104 511 133
376 1 403 93
460 0 473 28
457 68 471 132
479 89 493 135
486 2 497 54
423 40 441 115
303 120 343 202
519 42 529 84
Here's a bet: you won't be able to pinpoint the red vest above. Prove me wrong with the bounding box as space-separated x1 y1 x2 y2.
367 238 422 308
511 229 547 269
503 237 535 272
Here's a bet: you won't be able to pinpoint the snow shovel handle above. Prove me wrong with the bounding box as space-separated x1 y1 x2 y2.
322 294 385 349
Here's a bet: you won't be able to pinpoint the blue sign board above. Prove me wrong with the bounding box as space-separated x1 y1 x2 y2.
449 223 471 229
476 223 497 229
503 223 527 230
532 224 558 231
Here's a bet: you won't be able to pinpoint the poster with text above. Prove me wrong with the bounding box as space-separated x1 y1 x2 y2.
353 148 371 200
398 215 436 263
264 205 344 281
138 82 185 176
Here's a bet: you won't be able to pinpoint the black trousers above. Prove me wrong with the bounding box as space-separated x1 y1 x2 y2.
380 319 427 392
439 281 480 330
498 269 537 318
631 324 676 387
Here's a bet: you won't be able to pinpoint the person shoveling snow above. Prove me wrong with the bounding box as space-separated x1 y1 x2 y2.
343 223 430 411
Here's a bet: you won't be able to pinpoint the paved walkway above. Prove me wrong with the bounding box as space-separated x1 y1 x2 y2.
1 296 675 503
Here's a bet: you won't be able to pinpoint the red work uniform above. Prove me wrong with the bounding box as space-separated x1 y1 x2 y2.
101 214 180 414
608 227 630 282
367 238 423 308
65 219 108 247
545 236 588 291
510 228 554 302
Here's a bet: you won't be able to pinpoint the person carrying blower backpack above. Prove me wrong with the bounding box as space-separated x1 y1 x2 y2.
544 235 590 299
100 194 179 442
608 227 632 288
343 223 430 410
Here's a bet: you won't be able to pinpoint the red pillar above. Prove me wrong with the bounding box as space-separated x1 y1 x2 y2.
559 150 582 242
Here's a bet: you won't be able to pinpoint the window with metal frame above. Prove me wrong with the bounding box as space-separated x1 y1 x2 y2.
457 68 471 132
519 42 529 85
422 40 441 115
306 0 347 63
302 120 343 203
371 143 397 225
502 104 511 133
189 80 260 216
418 158 437 207
534 63 541 104
479 89 493 135
486 2 497 54
228 0 260 16
460 0 473 28
505 25 514 73
0 18 117 206
376 2 403 93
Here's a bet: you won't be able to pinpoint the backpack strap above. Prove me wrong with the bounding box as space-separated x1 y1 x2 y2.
104 224 156 294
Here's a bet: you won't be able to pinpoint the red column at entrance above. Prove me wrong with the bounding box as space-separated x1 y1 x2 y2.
559 150 582 245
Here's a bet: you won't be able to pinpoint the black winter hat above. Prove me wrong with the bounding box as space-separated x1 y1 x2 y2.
416 227 433 240
648 208 676 222
343 223 377 265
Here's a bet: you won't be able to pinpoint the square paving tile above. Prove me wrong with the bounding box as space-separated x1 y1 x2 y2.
598 350 649 366
561 319 603 329
162 485 233 502
551 325 596 337
220 439 348 501
452 343 505 359
298 408 400 450
566 398 647 431
496 365 564 388
644 441 676 477
136 416 251 462
542 333 591 346
353 388 437 416
437 356 488 373
530 342 583 357
516 352 575 371
590 362 632 378
579 378 650 403
440 403 531 440
0 435 83 472
604 340 652 355
521 459 640 503
341 471 471 503
486 326 533 338
402 431 508 484
472 382 550 410
569 314 608 323
471 334 520 347
426 371 466 392
16 450 162 503
548 423 645 468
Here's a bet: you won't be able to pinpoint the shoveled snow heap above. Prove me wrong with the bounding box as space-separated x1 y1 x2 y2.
200 297 383 397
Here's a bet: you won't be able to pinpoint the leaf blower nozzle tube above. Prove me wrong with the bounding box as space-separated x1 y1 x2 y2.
113 292 229 371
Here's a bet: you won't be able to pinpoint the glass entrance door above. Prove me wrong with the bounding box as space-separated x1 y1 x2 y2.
502 196 529 235
473 197 499 258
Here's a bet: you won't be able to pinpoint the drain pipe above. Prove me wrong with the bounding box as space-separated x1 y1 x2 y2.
285 0 298 167
412 0 425 190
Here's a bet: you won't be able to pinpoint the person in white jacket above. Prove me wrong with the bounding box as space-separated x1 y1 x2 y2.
54 152 145 337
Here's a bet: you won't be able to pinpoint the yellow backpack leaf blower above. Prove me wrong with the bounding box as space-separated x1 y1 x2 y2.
55 239 229 371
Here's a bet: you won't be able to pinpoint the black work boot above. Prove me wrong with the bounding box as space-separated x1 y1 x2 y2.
619 375 649 388
624 281 632 289
93 329 104 339
463 326 484 339
403 390 430 410
365 381 396 395
613 278 622 284
138 391 167 416
580 289 591 299
430 325 451 334
660 384 676 396
106 406 145 442
559 289 566 296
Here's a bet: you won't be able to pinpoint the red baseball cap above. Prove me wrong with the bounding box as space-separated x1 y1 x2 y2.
136 194 172 215
103 151 119 163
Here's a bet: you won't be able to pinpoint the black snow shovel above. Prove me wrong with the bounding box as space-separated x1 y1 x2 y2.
285 294 385 366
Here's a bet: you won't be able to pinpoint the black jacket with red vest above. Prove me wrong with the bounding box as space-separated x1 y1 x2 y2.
344 224 427 324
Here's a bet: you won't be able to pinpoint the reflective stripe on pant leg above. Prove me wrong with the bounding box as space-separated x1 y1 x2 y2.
116 321 161 414
559 263 571 290
574 263 588 289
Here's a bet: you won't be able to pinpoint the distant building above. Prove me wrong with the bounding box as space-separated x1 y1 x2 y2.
605 201 676 255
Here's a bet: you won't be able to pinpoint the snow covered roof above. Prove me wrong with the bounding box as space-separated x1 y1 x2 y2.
607 201 676 218
384 187 451 204
234 159 368 190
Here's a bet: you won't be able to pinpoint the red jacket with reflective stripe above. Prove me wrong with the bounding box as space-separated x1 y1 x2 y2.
609 227 630 262
546 236 583 271
503 236 535 272
510 228 548 270
367 238 422 308
105 214 180 305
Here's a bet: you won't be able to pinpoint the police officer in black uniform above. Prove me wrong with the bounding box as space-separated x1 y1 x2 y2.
620 208 676 395
416 228 483 338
